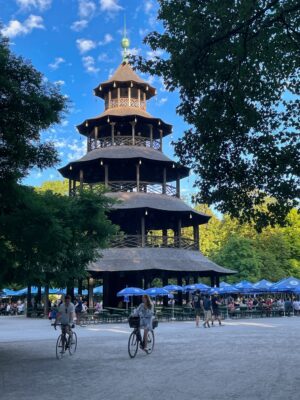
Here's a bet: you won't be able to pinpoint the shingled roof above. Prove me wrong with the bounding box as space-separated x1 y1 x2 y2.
94 62 156 98
88 247 236 275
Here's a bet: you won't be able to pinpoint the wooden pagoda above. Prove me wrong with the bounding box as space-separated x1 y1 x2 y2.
59 44 234 306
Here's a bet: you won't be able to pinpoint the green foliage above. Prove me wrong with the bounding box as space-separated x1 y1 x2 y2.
0 186 117 287
212 235 262 282
36 179 69 195
0 33 67 183
134 0 300 229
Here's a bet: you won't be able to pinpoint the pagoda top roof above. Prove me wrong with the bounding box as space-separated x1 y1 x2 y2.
94 62 156 98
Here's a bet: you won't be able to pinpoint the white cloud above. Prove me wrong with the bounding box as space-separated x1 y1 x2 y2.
16 0 52 11
139 28 149 37
78 0 96 19
99 0 122 13
76 38 97 53
61 120 69 127
158 97 167 105
82 56 99 74
128 47 141 57
67 140 86 160
98 52 110 62
144 0 153 14
49 57 65 70
54 80 65 86
99 33 113 45
146 49 164 60
1 15 44 38
145 75 155 85
71 19 88 31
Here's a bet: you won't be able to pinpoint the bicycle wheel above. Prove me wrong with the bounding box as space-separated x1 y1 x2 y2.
128 331 138 358
145 331 155 354
56 334 65 359
68 331 77 355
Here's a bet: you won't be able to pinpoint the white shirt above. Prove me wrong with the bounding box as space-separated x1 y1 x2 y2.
58 302 75 325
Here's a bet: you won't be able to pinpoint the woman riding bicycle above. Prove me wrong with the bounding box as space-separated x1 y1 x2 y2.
134 294 154 351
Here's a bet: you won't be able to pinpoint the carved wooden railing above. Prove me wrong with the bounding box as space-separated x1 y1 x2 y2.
70 181 177 197
90 135 161 150
109 234 199 250
105 98 146 110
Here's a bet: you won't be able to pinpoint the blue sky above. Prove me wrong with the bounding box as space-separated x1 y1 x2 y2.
0 0 196 199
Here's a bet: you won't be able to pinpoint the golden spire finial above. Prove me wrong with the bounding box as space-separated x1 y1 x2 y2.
121 15 130 63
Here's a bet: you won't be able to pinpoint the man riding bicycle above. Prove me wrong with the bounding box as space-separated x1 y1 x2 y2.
54 295 75 352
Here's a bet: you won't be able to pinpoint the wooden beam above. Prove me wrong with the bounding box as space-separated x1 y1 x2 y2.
136 163 140 192
79 169 83 191
176 174 180 198
162 167 166 194
141 215 145 247
193 224 200 250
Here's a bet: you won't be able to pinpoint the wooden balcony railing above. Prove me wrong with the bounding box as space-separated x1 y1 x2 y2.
109 234 199 251
90 135 161 150
70 181 177 197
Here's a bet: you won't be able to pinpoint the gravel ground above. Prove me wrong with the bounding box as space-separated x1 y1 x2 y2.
0 315 300 400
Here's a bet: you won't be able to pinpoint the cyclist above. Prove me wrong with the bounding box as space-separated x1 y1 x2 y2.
54 295 75 352
134 294 154 351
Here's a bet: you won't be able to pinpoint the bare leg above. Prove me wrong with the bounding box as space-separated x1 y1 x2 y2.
143 329 148 349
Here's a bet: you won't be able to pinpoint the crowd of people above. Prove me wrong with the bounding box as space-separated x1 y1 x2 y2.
0 300 25 315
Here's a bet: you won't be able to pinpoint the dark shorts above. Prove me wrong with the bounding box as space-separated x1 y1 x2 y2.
212 308 220 317
195 308 201 317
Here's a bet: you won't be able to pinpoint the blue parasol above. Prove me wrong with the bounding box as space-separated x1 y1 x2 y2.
117 287 146 297
145 287 169 297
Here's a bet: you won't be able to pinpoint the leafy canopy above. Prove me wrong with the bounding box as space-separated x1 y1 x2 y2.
134 0 300 230
0 33 67 183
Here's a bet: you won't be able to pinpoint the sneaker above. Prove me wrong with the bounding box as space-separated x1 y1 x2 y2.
203 323 207 328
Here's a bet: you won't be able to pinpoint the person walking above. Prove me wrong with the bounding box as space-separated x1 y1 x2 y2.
203 295 212 328
192 290 202 328
211 294 222 326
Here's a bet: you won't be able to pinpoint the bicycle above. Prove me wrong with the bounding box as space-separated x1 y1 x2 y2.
127 316 158 358
52 323 77 359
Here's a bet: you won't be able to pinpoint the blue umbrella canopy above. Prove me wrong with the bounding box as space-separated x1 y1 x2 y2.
117 287 146 297
234 280 255 293
219 284 239 294
145 287 169 297
253 279 273 292
270 277 300 292
163 285 183 292
220 282 231 287
183 284 199 292
1 289 20 296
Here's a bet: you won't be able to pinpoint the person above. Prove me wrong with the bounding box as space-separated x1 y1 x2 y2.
203 295 212 328
75 296 83 325
134 294 154 351
54 295 75 353
192 290 202 328
211 294 222 326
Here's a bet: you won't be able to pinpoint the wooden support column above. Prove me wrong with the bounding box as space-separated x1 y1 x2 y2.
178 218 182 248
162 167 166 194
148 124 153 148
72 179 76 194
79 169 83 191
94 126 99 149
110 122 115 145
108 90 111 108
130 121 136 145
215 275 220 287
138 89 141 108
88 277 94 309
159 129 163 152
78 279 83 295
162 273 168 307
177 274 183 306
176 174 180 198
162 229 168 247
141 215 145 247
117 87 120 107
128 87 131 106
104 165 109 188
87 136 90 152
193 224 200 250
68 179 72 196
136 163 140 192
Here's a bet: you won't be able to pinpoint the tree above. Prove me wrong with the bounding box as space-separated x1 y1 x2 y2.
211 235 262 282
0 33 66 184
135 0 300 230
0 186 117 288
36 179 69 195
